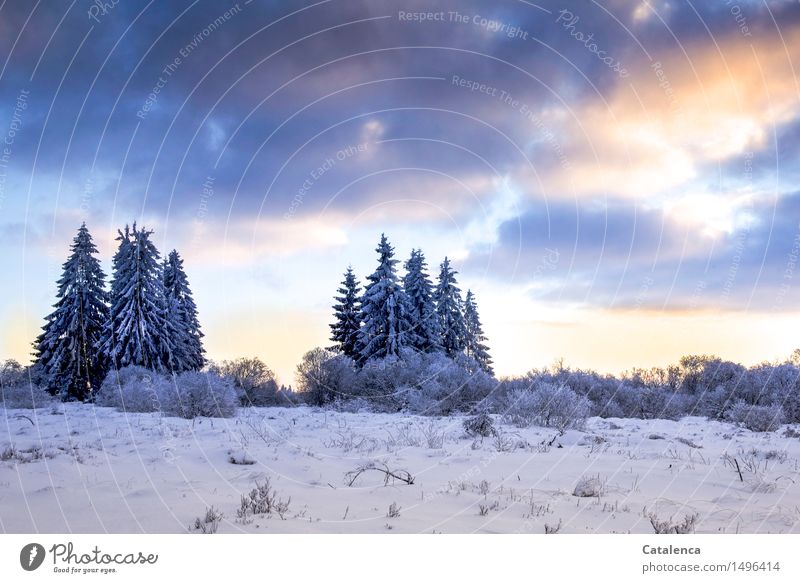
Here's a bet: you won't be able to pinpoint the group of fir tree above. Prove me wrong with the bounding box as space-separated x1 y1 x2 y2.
34 223 204 401
330 234 493 374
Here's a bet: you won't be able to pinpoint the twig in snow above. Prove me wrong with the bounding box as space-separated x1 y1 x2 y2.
345 461 415 487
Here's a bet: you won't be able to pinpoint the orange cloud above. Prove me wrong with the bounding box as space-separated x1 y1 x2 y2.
521 27 800 199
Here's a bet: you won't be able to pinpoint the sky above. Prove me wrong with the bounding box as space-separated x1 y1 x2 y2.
1 0 800 385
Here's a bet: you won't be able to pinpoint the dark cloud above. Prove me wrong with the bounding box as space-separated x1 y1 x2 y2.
468 190 800 310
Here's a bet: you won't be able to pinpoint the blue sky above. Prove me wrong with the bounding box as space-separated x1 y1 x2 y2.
2 0 800 383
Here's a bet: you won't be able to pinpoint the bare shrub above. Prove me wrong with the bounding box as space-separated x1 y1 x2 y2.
227 450 255 465
324 424 380 454
648 512 698 534
419 420 445 449
1 445 47 464
572 475 605 498
236 478 291 523
463 412 496 437
384 423 421 449
544 519 562 534
492 430 516 452
387 502 401 518
192 506 223 534
296 349 354 406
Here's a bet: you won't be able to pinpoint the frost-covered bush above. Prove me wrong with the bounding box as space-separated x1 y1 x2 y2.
405 352 494 415
355 353 416 410
96 367 237 418
695 385 735 419
296 348 355 406
699 359 747 398
96 366 167 413
726 400 785 432
311 349 495 415
638 386 691 420
649 512 697 534
604 382 643 419
736 363 782 406
463 412 496 437
593 396 626 419
286 349 800 424
0 360 51 409
501 381 590 433
330 396 373 413
573 475 604 497
780 390 800 425
751 363 800 423
211 357 280 407
164 371 238 419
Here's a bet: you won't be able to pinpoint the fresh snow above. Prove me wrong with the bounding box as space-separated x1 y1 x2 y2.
1 403 799 533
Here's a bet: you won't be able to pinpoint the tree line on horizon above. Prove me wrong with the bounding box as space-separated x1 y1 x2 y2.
329 234 493 374
8 226 799 435
32 223 204 401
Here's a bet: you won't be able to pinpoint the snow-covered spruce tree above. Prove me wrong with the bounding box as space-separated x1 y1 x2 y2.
403 249 442 353
163 250 205 371
463 289 493 374
433 257 467 357
357 234 418 364
329 266 361 359
34 223 109 401
98 224 176 373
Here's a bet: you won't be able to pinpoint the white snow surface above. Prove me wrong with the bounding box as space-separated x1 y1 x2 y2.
1 403 799 533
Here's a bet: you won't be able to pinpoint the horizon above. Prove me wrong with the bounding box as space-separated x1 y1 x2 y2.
2 1 800 386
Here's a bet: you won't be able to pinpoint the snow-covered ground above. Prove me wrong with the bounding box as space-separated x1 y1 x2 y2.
1 403 799 533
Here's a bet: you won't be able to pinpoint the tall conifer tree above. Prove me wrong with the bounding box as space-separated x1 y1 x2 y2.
35 223 108 400
330 266 361 359
403 249 441 353
99 224 174 372
433 257 466 357
357 234 417 364
163 250 204 371
463 289 493 374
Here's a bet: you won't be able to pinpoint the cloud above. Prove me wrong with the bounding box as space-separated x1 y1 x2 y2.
468 190 800 311
179 216 349 265
508 22 800 200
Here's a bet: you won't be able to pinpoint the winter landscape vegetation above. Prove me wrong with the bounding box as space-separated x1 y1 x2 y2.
2 223 800 534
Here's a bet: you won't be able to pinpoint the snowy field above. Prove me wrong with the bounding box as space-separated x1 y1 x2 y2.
1 403 799 534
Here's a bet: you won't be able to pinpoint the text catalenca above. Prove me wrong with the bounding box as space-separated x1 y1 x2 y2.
643 545 700 555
